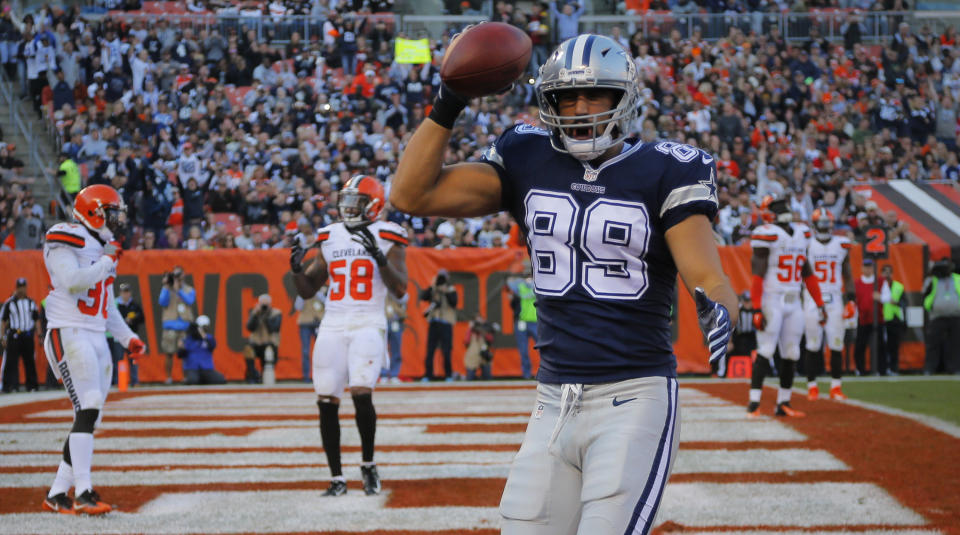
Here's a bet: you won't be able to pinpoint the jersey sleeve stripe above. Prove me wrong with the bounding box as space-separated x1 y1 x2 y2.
750 234 778 241
379 230 409 246
316 232 330 243
659 183 718 217
51 328 65 362
46 232 85 247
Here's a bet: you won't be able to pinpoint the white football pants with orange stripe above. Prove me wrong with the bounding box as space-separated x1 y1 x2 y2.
44 327 112 412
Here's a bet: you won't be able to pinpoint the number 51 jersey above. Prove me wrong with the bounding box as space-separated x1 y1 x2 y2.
483 125 719 384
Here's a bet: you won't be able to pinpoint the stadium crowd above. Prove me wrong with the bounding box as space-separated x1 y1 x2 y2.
0 0 958 252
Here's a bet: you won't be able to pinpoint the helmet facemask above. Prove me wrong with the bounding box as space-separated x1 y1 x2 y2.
540 88 629 161
338 191 379 230
813 212 833 240
768 199 793 224
103 204 127 237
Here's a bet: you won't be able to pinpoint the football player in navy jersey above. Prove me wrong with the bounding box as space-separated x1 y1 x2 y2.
391 33 737 535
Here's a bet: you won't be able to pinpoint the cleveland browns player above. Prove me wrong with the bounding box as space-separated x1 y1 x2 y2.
291 175 408 497
41 184 146 515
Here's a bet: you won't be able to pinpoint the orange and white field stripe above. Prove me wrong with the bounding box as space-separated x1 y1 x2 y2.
0 382 956 534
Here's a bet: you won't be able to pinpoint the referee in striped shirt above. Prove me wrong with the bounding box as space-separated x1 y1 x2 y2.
1 278 39 393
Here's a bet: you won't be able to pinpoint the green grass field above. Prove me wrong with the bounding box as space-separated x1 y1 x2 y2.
807 377 960 426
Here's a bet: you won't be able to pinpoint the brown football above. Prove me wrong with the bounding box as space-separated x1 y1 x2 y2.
440 22 533 98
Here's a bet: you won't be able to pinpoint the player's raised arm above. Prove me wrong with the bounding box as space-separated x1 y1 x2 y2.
392 23 530 218
390 95 503 217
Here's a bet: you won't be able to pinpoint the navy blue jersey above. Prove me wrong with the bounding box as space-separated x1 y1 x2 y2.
482 125 719 384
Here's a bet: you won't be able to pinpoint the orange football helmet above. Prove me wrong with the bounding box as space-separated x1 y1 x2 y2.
338 175 385 228
73 184 126 239
760 193 791 223
811 208 834 235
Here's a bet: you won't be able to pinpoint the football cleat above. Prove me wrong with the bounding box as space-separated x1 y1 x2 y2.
746 401 761 419
830 386 848 401
361 465 381 496
807 384 820 401
322 479 347 497
73 489 111 515
42 493 75 514
775 402 806 418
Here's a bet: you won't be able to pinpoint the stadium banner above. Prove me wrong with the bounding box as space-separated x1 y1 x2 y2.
0 243 927 383
393 37 432 64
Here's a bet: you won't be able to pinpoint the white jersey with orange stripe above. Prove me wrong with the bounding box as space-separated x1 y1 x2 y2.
316 220 408 328
805 235 851 298
750 222 812 295
42 222 136 345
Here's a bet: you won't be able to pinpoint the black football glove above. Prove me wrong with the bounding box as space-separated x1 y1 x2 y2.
290 243 307 274
349 226 387 267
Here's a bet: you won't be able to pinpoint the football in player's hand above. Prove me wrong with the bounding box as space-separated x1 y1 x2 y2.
440 22 532 98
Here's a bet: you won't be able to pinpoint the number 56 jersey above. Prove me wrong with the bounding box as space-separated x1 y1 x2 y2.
483 126 719 384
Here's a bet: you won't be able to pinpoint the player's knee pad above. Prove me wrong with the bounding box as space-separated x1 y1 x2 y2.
71 409 99 434
314 374 343 398
78 389 105 412
782 346 801 362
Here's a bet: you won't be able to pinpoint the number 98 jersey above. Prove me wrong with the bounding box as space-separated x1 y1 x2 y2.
483 125 719 384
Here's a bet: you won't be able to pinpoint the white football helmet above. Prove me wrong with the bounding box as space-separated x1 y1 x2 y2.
536 34 640 161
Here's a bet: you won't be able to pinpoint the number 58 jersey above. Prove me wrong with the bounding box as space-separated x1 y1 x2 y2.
316 220 408 328
483 125 719 384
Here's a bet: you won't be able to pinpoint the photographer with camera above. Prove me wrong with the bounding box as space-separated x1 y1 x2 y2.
179 315 226 385
923 258 960 374
418 269 458 381
464 314 499 380
245 294 282 384
158 266 196 384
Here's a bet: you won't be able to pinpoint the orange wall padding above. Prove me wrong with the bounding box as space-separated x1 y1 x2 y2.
0 243 927 382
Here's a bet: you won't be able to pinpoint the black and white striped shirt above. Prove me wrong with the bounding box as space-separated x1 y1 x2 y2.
1 295 39 333
736 306 756 335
